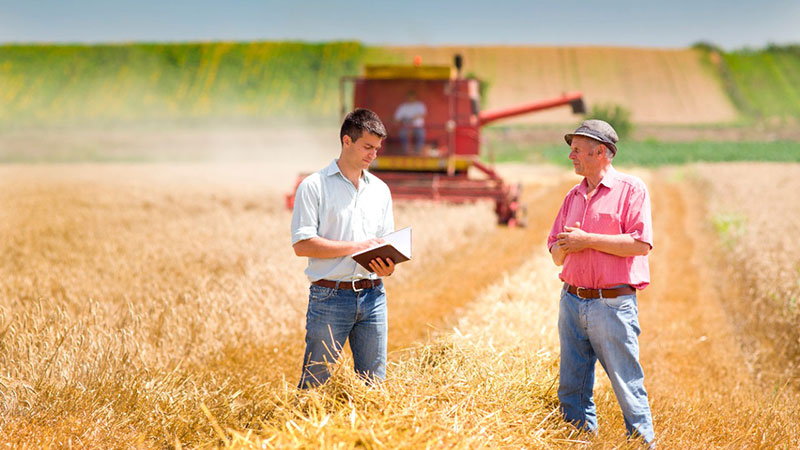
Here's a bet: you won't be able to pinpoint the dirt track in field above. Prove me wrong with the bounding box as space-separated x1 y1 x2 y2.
620 174 799 447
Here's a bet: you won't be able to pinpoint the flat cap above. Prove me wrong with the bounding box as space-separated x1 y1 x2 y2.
564 119 619 155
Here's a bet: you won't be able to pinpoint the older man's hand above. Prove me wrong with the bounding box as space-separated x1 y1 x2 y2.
556 222 590 254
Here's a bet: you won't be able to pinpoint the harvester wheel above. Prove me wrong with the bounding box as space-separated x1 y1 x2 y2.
510 182 527 228
500 182 526 228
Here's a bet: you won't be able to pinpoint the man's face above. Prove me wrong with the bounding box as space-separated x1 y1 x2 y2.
568 135 604 176
342 132 382 170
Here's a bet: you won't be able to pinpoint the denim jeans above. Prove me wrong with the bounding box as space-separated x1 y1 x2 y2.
298 283 387 389
398 126 425 153
558 286 655 444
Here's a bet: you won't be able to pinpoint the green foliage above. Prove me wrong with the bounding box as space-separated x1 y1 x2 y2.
709 45 800 118
691 41 723 53
711 213 747 249
0 41 372 126
586 103 633 140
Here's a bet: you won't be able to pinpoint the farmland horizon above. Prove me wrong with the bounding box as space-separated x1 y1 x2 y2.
3 40 800 130
2 39 796 50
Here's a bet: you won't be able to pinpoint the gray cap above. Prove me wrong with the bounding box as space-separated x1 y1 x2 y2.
564 119 619 155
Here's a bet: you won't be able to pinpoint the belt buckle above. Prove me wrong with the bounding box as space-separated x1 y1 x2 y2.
351 279 364 292
576 287 589 299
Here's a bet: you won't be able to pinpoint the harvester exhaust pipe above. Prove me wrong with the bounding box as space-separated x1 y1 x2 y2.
454 54 463 77
570 97 587 114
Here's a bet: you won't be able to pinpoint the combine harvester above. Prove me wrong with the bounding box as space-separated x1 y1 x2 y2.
287 55 585 226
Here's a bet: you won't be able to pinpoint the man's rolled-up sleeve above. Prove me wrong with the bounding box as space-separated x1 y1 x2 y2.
291 178 320 245
624 185 653 248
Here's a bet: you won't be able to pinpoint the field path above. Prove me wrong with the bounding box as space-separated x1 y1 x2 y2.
623 174 799 448
385 179 574 350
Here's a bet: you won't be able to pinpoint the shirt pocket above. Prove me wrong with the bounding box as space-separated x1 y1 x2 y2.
594 212 622 234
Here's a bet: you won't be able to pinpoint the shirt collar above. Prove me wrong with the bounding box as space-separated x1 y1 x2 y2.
576 166 618 195
598 166 619 189
324 159 371 184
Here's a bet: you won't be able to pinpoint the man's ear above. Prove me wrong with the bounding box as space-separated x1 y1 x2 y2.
342 134 352 148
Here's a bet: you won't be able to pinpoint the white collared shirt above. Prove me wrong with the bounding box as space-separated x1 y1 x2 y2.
291 159 394 282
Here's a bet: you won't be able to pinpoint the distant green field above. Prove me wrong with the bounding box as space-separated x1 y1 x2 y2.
494 140 800 166
714 46 800 118
0 41 377 126
2 41 800 127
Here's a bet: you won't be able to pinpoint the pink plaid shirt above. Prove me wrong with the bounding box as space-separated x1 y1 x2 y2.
547 167 653 290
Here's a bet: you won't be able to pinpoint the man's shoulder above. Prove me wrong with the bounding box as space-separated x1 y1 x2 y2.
297 168 330 195
365 171 391 193
612 170 648 192
565 182 582 197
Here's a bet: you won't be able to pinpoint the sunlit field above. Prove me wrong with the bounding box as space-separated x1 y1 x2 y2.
1 160 799 448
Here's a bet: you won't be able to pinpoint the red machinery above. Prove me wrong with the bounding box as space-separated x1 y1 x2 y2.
287 55 585 226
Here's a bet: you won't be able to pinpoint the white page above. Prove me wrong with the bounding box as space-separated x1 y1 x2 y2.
382 227 412 258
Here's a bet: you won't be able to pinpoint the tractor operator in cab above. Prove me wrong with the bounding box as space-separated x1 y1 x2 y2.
393 91 427 154
547 119 656 447
291 108 396 388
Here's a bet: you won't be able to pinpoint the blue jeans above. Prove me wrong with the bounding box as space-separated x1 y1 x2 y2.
298 283 387 389
398 126 425 153
558 286 655 444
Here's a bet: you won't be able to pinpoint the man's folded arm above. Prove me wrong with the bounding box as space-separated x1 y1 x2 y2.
583 233 651 257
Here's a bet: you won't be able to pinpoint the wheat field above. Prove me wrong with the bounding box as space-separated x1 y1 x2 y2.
379 46 738 124
693 163 800 387
1 162 799 448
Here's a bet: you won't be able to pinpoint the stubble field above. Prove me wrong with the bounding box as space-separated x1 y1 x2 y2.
1 160 799 449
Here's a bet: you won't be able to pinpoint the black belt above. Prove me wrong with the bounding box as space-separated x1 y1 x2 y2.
312 279 382 291
565 283 635 299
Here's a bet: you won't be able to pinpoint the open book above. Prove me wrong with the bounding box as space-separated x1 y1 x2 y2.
351 227 412 272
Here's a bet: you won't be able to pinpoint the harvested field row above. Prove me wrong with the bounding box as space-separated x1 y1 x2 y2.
692 163 800 387
379 46 738 124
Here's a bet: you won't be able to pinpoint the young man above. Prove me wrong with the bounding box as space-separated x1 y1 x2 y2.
291 108 396 388
547 120 655 446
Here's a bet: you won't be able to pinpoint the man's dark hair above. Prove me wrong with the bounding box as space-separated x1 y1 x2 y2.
340 108 387 144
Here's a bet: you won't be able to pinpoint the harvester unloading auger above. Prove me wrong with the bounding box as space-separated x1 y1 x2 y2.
286 55 585 226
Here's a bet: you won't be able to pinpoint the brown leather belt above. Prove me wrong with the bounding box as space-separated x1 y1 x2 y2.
312 279 382 291
565 283 635 299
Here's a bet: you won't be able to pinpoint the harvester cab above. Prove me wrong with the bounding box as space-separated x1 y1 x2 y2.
287 55 585 226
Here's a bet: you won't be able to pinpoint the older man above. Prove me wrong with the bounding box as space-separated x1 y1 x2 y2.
547 120 655 445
